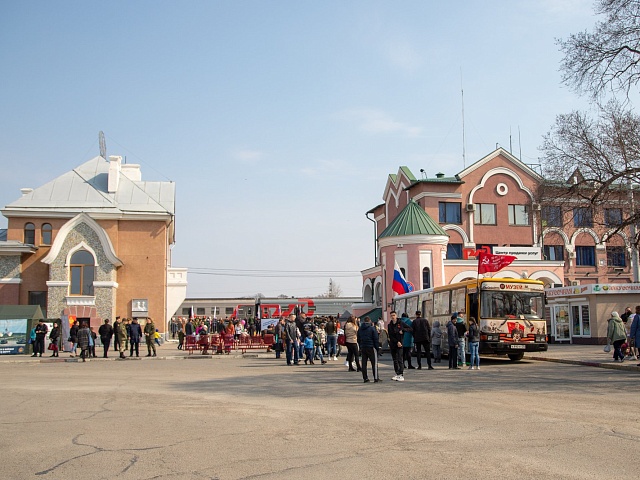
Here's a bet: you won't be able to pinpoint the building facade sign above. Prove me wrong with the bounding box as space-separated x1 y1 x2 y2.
546 283 640 298
492 247 542 260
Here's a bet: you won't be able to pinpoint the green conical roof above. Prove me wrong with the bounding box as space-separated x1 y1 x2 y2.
379 200 448 238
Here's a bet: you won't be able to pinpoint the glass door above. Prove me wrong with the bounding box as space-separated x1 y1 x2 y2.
570 303 591 338
553 305 570 342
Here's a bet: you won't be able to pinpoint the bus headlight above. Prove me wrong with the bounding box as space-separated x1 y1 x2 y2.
485 334 500 341
535 334 546 343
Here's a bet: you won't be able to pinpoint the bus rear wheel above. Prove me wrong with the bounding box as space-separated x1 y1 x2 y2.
508 353 524 362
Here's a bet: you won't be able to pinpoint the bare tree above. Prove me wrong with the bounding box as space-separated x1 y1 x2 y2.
538 100 640 246
559 0 640 99
318 278 343 298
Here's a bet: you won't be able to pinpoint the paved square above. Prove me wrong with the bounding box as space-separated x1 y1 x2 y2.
1 353 638 479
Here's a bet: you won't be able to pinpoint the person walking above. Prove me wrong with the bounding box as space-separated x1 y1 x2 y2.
607 311 627 362
344 316 362 372
467 317 480 370
77 322 91 362
32 319 48 357
117 319 128 359
387 311 405 381
447 314 460 369
177 320 185 350
49 321 60 357
144 318 157 357
412 310 433 370
129 318 142 357
357 316 381 383
284 314 299 365
98 319 113 358
325 316 338 361
431 320 443 363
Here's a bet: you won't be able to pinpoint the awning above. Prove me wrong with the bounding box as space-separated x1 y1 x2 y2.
361 307 382 323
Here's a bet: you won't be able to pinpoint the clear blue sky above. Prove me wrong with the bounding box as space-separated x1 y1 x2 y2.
0 0 596 297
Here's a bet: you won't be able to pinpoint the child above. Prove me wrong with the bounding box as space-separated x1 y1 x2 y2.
314 326 327 364
154 329 161 346
304 331 315 365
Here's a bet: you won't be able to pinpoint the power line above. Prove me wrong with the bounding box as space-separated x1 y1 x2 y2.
188 270 360 278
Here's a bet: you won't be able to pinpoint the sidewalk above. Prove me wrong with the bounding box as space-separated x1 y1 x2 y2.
528 344 640 371
1 342 639 371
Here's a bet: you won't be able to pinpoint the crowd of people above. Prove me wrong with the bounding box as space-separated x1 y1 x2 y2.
261 310 480 383
31 303 640 371
33 317 162 361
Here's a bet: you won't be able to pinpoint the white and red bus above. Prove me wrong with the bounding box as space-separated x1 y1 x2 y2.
393 277 547 361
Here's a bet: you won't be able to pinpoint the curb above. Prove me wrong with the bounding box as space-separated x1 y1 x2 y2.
528 355 640 372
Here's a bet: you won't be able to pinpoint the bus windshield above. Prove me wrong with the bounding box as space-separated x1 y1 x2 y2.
480 291 543 320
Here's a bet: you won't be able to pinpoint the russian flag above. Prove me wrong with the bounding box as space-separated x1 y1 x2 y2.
392 261 413 295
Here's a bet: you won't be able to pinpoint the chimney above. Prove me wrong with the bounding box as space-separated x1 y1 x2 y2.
108 155 122 193
20 188 33 196
121 164 142 182
436 172 445 179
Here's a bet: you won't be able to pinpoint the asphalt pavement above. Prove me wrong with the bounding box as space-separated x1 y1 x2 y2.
1 342 639 480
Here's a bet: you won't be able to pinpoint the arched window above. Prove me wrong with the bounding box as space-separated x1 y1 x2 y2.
41 223 52 245
24 223 35 245
70 249 95 296
363 283 373 303
422 267 431 289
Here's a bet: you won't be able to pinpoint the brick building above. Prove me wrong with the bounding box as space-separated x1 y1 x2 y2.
354 148 638 334
0 155 187 337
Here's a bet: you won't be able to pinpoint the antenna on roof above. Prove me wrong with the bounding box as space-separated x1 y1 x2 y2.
99 131 107 159
461 68 466 169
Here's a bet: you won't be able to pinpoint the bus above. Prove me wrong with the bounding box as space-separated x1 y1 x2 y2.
392 278 547 361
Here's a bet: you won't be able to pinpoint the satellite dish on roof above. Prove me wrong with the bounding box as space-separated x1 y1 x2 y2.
99 131 107 159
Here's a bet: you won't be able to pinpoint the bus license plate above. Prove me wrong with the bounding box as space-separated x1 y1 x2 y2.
510 344 525 349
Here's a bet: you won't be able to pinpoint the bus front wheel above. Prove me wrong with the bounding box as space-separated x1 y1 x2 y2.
508 353 524 362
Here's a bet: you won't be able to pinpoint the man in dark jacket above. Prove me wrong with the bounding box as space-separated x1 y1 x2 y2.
412 310 434 370
33 319 48 357
387 311 405 381
129 318 142 357
357 316 381 383
113 317 122 352
447 313 460 369
284 314 300 365
98 319 114 358
185 318 195 336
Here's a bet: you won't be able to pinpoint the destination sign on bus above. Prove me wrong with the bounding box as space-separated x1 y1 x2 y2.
481 282 544 292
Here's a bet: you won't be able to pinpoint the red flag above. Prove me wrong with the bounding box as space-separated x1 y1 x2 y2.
477 251 516 274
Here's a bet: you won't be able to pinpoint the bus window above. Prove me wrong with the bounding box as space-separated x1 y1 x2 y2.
434 291 450 316
481 292 543 319
406 296 418 316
